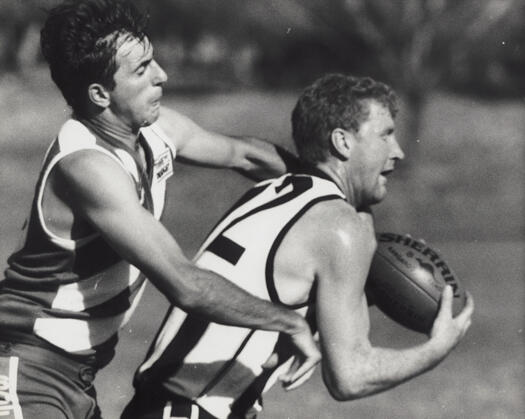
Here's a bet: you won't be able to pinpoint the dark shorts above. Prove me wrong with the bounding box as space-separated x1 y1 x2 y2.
0 341 101 419
121 389 219 419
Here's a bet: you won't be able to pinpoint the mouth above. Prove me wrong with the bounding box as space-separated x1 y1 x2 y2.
380 168 394 177
151 97 162 108
153 89 163 103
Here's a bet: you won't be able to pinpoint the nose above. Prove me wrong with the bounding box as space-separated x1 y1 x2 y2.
391 136 405 161
152 60 168 85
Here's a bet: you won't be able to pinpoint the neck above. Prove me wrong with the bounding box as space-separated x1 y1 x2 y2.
78 111 140 150
315 162 357 207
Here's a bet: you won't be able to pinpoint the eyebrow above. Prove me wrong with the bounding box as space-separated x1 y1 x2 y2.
133 56 152 73
131 40 154 73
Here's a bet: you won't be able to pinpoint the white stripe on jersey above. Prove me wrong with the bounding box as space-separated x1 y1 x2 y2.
50 262 139 311
34 280 147 353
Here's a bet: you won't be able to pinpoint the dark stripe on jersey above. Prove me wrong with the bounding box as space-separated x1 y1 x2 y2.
42 139 61 169
265 194 344 309
228 176 312 229
72 239 121 277
199 183 270 246
138 315 210 386
230 306 317 417
206 234 245 265
196 330 256 398
82 273 146 317
90 333 119 368
138 134 154 183
203 176 313 264
141 305 177 362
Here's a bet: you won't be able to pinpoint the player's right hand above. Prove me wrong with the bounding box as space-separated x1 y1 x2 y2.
429 285 474 355
278 323 321 390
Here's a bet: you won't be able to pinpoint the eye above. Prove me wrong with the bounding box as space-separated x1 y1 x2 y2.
136 59 152 76
136 65 147 76
382 128 394 141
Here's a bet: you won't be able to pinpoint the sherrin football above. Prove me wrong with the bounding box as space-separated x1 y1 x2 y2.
366 232 467 334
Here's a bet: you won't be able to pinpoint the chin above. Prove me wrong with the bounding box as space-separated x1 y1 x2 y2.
367 190 387 206
140 112 160 127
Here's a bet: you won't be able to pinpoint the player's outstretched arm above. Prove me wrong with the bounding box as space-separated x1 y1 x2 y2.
54 151 319 385
314 210 474 401
156 106 300 180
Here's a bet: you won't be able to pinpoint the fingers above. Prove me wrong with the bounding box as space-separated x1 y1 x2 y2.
430 286 453 338
279 355 319 390
281 361 316 391
280 321 321 390
437 285 453 318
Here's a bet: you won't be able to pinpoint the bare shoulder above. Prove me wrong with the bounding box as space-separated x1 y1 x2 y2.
278 199 376 273
299 200 377 289
274 198 376 305
53 149 137 208
155 106 195 147
301 199 375 255
56 149 126 184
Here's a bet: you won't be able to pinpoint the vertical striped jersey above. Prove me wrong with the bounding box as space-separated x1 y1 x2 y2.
136 172 345 419
0 119 175 367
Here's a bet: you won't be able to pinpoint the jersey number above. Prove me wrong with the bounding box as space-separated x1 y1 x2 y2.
206 176 313 265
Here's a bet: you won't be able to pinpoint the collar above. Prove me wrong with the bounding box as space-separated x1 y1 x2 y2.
78 116 140 154
296 162 345 195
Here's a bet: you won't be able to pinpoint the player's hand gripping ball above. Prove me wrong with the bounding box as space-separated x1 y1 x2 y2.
366 232 467 334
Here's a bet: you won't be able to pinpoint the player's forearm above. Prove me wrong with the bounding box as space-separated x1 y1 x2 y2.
323 340 447 401
98 205 306 336
152 262 307 336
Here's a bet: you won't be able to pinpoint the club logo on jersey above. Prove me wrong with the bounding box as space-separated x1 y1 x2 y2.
153 149 173 183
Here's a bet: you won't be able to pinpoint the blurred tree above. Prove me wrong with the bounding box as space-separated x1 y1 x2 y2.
0 0 57 72
447 3 525 97
135 0 263 87
252 0 522 164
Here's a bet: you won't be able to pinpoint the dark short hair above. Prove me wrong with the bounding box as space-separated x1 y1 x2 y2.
40 0 149 117
291 73 398 165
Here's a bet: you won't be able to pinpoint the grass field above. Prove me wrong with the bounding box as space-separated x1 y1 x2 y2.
1 72 524 418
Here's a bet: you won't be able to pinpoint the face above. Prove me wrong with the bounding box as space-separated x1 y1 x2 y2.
346 100 404 207
109 35 168 131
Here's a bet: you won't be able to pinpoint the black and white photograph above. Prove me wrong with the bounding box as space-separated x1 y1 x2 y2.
0 1 523 418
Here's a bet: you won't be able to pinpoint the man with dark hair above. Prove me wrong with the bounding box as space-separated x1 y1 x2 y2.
0 1 318 418
123 73 474 419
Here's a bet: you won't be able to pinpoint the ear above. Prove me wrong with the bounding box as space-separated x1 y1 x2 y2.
87 83 111 108
330 128 353 159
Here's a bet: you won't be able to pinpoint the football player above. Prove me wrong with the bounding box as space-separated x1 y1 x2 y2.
123 74 474 419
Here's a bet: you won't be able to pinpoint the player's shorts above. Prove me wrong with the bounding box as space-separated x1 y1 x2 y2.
121 389 220 419
0 341 101 419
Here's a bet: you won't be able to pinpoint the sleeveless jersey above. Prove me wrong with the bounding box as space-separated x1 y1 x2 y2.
0 119 175 366
136 173 345 419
